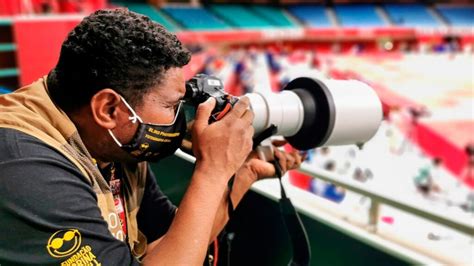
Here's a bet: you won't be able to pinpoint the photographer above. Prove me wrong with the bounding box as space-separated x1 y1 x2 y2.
0 9 302 265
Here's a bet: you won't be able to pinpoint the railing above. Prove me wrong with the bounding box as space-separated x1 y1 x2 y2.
175 150 473 265
297 164 473 236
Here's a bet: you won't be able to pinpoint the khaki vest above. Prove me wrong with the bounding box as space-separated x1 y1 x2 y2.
0 77 148 259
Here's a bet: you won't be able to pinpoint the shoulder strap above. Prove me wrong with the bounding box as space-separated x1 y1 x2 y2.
226 125 311 266
274 159 311 266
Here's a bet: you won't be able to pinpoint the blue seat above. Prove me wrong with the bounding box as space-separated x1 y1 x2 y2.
437 6 474 26
121 3 179 31
384 4 439 27
334 4 385 27
162 7 230 30
249 5 297 27
287 5 332 27
208 4 274 29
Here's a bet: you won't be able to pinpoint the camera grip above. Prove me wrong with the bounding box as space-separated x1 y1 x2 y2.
209 95 239 122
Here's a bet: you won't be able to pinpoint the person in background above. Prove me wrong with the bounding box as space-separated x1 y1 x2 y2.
322 161 346 203
413 158 442 197
460 144 474 189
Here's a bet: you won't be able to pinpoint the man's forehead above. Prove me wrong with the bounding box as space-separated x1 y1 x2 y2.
151 68 185 101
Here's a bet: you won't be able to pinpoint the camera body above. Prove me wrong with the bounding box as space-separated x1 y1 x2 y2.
185 74 239 122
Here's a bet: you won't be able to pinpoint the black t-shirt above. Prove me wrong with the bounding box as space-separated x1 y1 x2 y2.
0 128 177 265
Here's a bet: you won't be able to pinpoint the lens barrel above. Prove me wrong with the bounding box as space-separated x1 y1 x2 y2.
247 77 382 150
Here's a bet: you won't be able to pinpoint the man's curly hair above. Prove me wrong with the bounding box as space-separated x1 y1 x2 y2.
48 8 191 113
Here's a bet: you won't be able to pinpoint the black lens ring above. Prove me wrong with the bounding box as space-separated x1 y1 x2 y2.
283 77 336 150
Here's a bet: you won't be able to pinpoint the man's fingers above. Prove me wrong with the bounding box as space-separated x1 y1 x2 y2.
273 148 303 172
274 148 288 173
293 150 302 167
285 152 297 169
241 109 254 126
194 98 216 133
225 97 250 120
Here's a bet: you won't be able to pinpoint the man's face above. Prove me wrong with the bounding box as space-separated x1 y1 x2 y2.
103 67 186 162
132 67 186 125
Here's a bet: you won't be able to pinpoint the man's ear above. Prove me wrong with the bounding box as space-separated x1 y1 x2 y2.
90 89 122 129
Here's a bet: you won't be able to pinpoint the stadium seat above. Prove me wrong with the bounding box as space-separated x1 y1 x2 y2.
286 5 332 27
162 6 230 31
207 4 274 29
384 4 440 27
437 6 474 27
334 4 386 27
121 3 179 31
248 5 297 28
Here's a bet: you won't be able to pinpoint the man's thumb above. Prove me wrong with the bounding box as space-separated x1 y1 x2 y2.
194 97 216 131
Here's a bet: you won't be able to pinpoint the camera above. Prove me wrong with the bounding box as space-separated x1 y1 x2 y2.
184 74 382 150
185 74 239 122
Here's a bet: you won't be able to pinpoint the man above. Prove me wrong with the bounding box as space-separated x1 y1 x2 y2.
413 158 442 197
0 9 302 265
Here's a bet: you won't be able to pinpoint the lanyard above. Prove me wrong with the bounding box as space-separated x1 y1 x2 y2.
226 125 311 266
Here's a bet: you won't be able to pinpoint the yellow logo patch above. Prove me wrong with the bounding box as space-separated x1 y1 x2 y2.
140 142 150 151
46 229 82 258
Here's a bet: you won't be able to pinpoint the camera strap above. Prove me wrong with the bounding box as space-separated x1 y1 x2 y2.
224 125 311 265
273 159 311 266
232 125 310 266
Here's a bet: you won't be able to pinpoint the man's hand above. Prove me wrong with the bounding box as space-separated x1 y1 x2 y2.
192 97 254 183
237 140 305 183
145 98 254 266
207 140 305 242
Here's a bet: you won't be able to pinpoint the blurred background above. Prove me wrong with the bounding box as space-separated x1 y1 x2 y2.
0 0 472 265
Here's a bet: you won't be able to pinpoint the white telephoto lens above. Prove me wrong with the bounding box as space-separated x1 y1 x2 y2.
246 77 382 149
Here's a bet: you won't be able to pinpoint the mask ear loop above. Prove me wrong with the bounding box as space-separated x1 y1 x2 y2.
108 129 124 147
108 96 144 147
119 96 144 124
